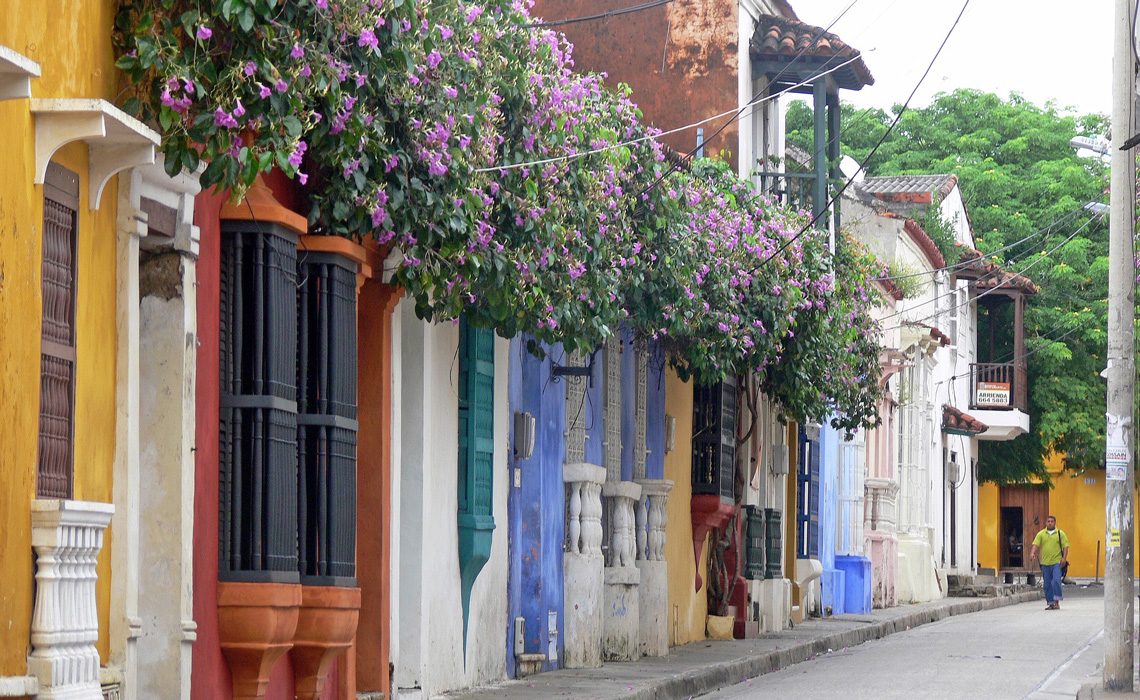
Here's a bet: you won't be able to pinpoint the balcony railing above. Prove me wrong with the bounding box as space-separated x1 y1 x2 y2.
970 362 1027 412
756 171 817 215
755 170 840 232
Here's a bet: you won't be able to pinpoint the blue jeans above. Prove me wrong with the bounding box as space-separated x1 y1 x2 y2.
1041 563 1063 604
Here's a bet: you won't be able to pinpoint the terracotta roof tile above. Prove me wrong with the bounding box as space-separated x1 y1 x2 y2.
749 15 874 91
903 219 946 270
956 246 1039 295
943 405 989 435
906 322 951 347
876 277 904 301
860 174 958 203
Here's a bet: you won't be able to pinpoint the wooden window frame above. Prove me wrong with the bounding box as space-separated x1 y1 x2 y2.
36 163 79 500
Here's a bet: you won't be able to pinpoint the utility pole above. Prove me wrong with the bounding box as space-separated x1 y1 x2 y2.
1105 0 1137 690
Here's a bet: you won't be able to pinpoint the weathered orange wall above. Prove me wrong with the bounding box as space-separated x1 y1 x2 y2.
529 0 741 167
354 278 400 696
0 0 122 674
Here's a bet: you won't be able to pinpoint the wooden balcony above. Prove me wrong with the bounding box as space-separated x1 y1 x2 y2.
969 362 1027 412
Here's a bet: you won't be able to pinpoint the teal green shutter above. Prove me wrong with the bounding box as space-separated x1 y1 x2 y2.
457 318 495 652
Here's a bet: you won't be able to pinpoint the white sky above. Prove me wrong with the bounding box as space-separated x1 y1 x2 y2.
793 0 1113 117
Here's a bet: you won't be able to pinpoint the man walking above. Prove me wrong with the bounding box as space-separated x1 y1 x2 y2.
1029 515 1070 610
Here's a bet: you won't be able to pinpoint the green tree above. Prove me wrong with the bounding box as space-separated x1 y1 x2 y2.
788 89 1111 482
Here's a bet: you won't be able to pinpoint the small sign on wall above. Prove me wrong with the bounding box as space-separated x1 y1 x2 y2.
975 381 1011 407
1106 413 1130 481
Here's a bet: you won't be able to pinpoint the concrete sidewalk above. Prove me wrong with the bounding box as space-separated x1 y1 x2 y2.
441 591 1042 700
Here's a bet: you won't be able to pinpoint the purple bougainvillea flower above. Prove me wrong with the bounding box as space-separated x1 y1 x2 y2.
358 29 379 49
258 83 271 99
243 61 257 77
196 26 212 41
275 79 288 93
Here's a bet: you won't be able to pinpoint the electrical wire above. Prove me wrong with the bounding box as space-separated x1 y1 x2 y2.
625 0 863 205
525 0 674 29
479 0 861 182
877 204 1094 283
876 211 1102 328
750 0 972 272
473 54 865 175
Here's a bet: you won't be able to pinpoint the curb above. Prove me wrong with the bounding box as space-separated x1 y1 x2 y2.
621 591 1043 700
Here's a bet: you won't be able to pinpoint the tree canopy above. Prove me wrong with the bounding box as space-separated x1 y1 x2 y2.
788 89 1111 483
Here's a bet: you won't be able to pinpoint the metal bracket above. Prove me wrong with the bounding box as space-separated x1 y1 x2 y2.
550 347 599 387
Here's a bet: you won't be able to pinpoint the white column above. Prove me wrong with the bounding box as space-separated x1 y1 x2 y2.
635 479 672 657
131 162 201 700
28 499 115 700
562 463 606 669
110 175 145 699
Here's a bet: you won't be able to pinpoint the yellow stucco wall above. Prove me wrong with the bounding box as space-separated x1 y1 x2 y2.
978 453 1140 578
664 368 709 646
1 0 121 674
978 481 999 573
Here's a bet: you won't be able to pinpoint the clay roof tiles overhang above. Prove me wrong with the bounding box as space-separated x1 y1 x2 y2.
749 15 874 91
942 404 989 436
860 174 959 203
955 246 1039 296
903 219 946 270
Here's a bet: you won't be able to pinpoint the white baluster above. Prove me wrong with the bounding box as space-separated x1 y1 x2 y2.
635 497 648 561
28 499 114 699
568 482 583 554
648 493 667 561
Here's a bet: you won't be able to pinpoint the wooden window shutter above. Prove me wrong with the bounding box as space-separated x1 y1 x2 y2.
457 318 496 641
458 319 495 521
603 336 622 481
37 164 79 500
218 223 300 580
691 377 736 503
796 427 821 559
297 253 358 584
563 351 587 464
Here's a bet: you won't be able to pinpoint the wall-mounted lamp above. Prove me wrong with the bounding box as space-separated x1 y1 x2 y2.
514 411 536 460
664 414 677 453
550 348 599 387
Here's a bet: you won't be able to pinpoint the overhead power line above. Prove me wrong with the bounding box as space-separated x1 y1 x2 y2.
751 0 972 272
525 0 674 29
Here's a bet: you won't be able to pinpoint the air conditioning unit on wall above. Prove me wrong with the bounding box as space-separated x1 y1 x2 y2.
770 444 789 476
945 458 961 484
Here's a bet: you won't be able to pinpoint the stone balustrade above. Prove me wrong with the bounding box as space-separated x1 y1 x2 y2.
28 499 115 700
865 477 899 532
562 462 607 669
634 480 672 562
602 481 641 569
564 463 606 557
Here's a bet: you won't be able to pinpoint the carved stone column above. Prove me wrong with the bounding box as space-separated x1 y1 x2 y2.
601 480 641 661
634 479 672 656
28 499 115 700
562 462 606 668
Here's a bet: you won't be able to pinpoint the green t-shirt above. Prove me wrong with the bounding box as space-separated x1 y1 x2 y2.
1032 528 1070 565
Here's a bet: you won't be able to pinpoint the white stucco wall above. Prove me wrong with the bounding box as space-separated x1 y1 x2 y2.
393 301 508 698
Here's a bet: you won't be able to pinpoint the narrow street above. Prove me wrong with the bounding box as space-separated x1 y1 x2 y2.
702 585 1107 700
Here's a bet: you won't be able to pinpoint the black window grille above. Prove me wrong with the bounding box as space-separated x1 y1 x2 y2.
692 378 736 502
297 253 358 584
743 504 766 580
764 507 783 579
37 164 79 500
219 222 300 581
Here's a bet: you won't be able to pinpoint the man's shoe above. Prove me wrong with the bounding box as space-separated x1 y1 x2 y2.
1054 602 1060 610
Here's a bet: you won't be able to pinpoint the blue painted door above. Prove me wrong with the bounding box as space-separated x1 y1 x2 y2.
505 338 565 677
796 427 820 559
